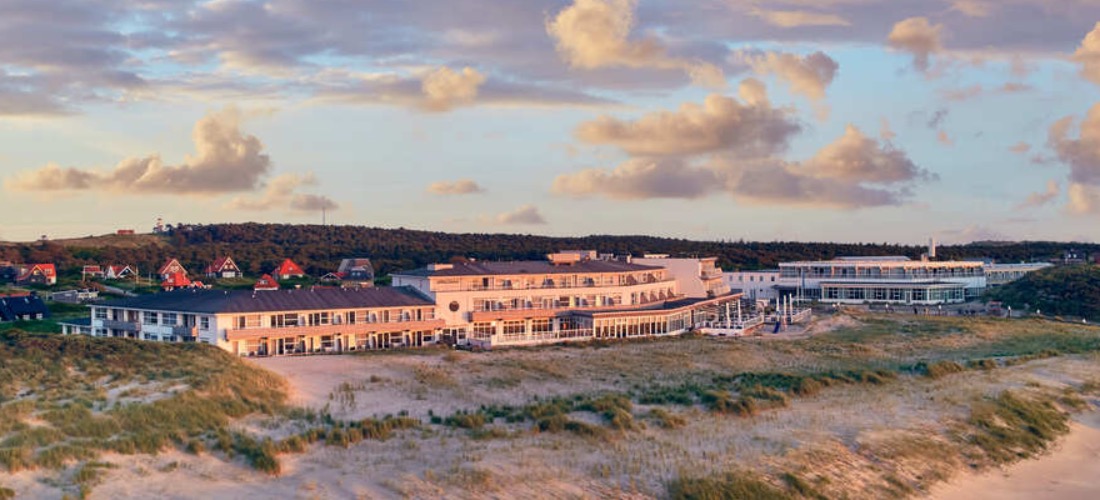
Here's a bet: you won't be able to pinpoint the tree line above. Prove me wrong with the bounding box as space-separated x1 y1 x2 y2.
1 223 1095 280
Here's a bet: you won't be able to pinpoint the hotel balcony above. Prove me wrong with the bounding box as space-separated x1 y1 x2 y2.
432 277 674 293
102 319 139 332
226 319 446 341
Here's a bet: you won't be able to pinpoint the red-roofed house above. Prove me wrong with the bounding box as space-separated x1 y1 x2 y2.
253 274 279 291
16 264 57 286
273 259 306 280
205 256 242 279
160 272 192 291
105 265 136 280
158 259 187 280
82 265 105 279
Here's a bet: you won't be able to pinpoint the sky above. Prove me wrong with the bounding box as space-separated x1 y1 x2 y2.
3 0 1100 245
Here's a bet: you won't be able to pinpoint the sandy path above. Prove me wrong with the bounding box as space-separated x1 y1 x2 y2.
929 411 1100 499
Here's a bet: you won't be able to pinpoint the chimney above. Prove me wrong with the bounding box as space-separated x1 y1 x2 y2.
928 237 937 259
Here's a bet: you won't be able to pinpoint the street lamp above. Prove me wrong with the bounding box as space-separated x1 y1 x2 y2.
1007 306 1011 319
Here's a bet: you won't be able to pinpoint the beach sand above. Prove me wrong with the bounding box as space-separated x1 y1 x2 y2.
929 411 1100 499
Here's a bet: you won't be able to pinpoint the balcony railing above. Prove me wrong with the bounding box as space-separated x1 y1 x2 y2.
433 277 674 293
102 319 139 332
171 325 198 337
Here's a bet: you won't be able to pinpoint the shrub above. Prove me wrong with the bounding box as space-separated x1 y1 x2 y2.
668 472 792 500
444 411 487 429
966 391 1070 465
648 408 686 429
922 361 967 379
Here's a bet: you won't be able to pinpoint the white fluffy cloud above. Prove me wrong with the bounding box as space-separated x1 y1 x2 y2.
6 107 270 194
546 0 725 88
575 91 800 157
750 9 850 28
1073 22 1100 86
421 66 487 112
887 17 944 72
494 204 547 225
554 123 932 208
551 158 717 199
737 50 839 101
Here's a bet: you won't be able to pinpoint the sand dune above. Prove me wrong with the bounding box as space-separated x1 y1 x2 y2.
930 411 1100 500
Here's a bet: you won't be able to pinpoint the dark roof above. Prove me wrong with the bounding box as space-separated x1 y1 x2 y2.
0 294 50 321
394 260 662 278
98 286 432 314
59 317 92 327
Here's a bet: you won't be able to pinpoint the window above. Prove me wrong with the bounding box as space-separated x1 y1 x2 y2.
308 312 330 326
143 312 158 325
532 319 552 333
473 322 494 337
94 308 107 320
272 314 299 328
200 317 210 330
162 313 178 326
449 301 460 312
502 320 525 335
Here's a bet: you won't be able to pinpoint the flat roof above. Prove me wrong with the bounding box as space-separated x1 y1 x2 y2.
394 260 662 278
97 287 433 314
780 259 983 268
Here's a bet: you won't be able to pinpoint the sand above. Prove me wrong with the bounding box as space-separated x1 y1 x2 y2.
929 411 1100 500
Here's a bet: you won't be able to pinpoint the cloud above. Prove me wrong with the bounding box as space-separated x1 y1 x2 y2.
1016 179 1060 209
494 204 547 225
937 130 954 146
427 179 485 195
313 70 615 109
420 66 487 112
750 9 850 28
879 117 897 141
546 0 725 88
887 17 944 72
927 108 949 129
951 0 993 18
1009 142 1031 154
551 158 717 199
227 173 338 212
1073 22 1100 86
1067 182 1100 214
574 91 800 157
6 106 271 194
738 50 839 101
940 82 1034 101
805 125 934 184
1048 104 1100 186
553 124 932 208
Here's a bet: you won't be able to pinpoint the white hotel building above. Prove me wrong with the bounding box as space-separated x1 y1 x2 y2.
778 256 987 305
76 252 744 354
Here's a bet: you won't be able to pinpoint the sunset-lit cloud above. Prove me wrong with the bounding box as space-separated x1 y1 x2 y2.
427 179 486 195
6 107 270 194
546 0 726 88
493 204 547 225
228 173 339 212
887 17 944 72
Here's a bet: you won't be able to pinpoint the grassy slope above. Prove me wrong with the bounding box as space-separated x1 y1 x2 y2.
3 314 1100 498
0 330 288 495
987 265 1100 321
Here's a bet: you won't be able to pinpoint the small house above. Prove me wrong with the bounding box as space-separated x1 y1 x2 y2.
158 259 188 280
253 274 279 291
0 293 50 321
16 264 57 286
160 272 192 291
105 265 137 280
273 259 306 280
205 256 242 279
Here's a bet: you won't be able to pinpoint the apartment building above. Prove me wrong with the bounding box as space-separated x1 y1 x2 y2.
85 287 442 356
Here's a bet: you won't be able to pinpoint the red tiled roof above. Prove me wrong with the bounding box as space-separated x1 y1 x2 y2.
254 274 279 290
161 272 191 288
205 256 238 274
159 259 186 276
274 259 305 277
17 264 56 280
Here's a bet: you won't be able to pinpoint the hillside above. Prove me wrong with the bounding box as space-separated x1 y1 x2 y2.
987 265 1100 321
0 223 1092 281
6 314 1100 498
